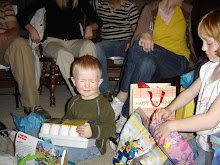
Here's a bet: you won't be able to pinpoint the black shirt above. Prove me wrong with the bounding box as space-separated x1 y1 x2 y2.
17 0 103 41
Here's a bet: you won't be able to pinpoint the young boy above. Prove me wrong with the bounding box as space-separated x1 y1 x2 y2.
62 55 116 163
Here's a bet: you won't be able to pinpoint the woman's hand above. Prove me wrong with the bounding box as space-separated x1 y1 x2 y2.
152 107 173 124
28 26 40 43
84 25 93 39
139 32 154 52
125 41 131 52
153 120 173 145
76 123 92 138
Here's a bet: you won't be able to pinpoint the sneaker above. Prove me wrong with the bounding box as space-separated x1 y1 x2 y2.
102 91 113 102
24 106 51 119
0 122 8 137
111 97 124 120
116 115 127 133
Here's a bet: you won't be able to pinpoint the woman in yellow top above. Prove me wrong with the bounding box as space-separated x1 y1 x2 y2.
111 0 195 133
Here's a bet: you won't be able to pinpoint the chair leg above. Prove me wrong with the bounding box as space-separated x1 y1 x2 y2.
14 81 19 108
38 61 48 94
50 61 56 107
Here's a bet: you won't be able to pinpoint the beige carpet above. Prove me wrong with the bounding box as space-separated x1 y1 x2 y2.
0 84 117 165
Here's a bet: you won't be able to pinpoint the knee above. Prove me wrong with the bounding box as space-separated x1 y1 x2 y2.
139 57 156 71
10 37 29 48
80 40 96 57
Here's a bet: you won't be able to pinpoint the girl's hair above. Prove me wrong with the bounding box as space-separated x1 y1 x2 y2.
72 55 102 78
56 0 78 9
198 8 220 56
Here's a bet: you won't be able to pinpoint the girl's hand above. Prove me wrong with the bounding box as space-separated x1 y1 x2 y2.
152 108 172 124
76 123 92 138
84 25 93 39
139 32 154 52
30 28 40 43
153 120 173 145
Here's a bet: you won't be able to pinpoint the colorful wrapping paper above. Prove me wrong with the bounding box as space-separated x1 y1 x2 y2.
210 133 220 165
113 108 167 165
150 120 195 165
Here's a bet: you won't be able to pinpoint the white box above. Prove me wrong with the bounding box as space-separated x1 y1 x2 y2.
39 118 96 148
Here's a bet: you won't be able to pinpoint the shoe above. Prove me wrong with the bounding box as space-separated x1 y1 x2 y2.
111 97 124 120
116 115 127 133
0 122 8 137
102 91 113 102
24 106 51 119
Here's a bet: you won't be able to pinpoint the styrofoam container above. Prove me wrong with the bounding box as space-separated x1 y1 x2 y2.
39 121 96 148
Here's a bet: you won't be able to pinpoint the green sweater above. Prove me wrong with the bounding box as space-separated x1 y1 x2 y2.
63 94 116 155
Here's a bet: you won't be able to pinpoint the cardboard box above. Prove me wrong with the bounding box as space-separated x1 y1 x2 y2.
39 118 96 148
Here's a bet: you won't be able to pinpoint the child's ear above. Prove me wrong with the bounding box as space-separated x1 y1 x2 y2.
71 77 76 86
98 78 103 87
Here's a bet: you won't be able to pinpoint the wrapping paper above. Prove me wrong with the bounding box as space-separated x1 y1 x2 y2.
150 120 195 165
113 108 167 165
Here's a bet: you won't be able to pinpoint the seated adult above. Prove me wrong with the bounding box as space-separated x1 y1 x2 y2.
16 0 103 96
91 0 139 101
111 0 195 132
0 1 50 119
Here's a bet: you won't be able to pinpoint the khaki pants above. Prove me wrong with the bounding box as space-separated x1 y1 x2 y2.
42 37 96 96
0 36 39 107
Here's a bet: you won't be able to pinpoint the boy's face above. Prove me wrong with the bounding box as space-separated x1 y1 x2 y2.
71 68 103 100
200 33 220 62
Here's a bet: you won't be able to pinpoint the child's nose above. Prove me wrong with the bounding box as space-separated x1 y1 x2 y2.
202 43 207 51
85 81 90 87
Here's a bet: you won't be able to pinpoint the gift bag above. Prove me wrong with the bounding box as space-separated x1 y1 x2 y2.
130 82 176 120
113 108 167 165
176 73 195 120
150 120 195 165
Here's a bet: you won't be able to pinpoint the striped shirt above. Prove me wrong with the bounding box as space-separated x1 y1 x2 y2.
0 1 16 34
92 0 139 41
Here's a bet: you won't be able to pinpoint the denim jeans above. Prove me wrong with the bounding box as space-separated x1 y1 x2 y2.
27 129 101 163
96 40 129 94
60 145 101 163
119 41 189 118
163 138 214 165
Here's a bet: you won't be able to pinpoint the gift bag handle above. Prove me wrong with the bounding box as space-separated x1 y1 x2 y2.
138 82 166 107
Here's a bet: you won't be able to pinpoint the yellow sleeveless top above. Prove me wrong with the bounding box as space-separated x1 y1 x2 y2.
153 6 190 60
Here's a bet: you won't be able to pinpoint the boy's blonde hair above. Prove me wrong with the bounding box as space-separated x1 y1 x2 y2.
56 0 78 9
72 55 102 78
198 8 220 56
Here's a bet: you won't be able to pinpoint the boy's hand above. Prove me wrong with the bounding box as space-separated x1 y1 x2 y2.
153 120 173 145
152 108 172 124
76 123 92 138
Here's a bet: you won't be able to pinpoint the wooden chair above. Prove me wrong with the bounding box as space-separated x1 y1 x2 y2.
38 44 66 107
0 66 19 108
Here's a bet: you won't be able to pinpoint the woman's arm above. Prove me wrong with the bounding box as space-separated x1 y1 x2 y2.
131 4 152 45
80 0 103 29
16 0 45 29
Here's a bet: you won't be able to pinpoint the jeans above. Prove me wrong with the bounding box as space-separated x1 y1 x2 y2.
163 138 214 165
119 41 189 118
27 129 101 163
60 145 101 163
96 40 129 94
